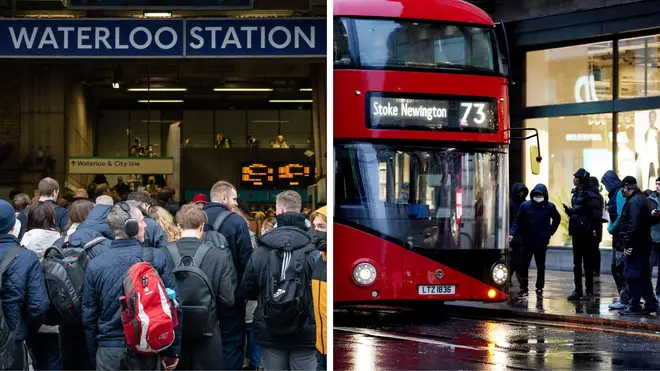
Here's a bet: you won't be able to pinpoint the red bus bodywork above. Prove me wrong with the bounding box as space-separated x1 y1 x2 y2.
334 0 510 304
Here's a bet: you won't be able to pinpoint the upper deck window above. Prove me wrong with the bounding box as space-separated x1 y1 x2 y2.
343 18 495 73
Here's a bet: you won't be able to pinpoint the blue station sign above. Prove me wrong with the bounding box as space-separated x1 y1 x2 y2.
0 18 325 58
69 0 253 10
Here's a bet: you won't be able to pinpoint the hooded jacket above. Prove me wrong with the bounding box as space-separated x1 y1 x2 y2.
311 231 327 356
648 192 660 243
617 187 652 263
568 169 603 238
20 229 61 260
601 171 625 235
240 212 316 349
56 204 113 258
509 184 561 247
509 183 529 228
0 234 49 342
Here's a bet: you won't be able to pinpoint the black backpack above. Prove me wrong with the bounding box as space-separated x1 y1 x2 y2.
0 247 20 370
165 242 216 340
42 237 106 325
203 211 232 250
263 241 316 336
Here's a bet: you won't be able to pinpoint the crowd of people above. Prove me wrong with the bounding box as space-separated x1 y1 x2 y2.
0 176 327 370
509 167 660 315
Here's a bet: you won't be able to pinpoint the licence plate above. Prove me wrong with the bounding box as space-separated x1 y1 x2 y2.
418 285 456 295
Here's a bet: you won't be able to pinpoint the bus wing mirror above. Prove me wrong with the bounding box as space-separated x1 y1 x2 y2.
506 128 543 175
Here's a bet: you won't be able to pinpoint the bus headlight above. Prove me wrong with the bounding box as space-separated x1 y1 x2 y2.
353 263 377 286
491 263 508 285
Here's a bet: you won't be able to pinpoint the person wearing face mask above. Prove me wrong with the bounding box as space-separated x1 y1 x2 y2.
509 184 561 298
310 206 327 370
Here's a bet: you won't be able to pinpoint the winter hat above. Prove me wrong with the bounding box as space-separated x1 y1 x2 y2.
0 200 16 235
621 176 637 187
314 206 327 218
192 193 208 204
573 168 590 179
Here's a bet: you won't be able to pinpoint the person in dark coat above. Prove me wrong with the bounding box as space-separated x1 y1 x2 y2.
509 184 561 297
240 191 318 370
0 200 49 370
508 183 529 287
203 181 253 370
589 176 605 277
17 177 68 239
82 203 182 370
564 168 603 300
166 204 236 370
126 192 169 249
601 171 629 310
617 176 659 315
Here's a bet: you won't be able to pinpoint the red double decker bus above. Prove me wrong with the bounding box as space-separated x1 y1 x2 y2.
334 0 516 304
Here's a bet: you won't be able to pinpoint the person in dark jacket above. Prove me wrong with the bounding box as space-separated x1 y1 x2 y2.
564 168 603 300
617 176 659 315
589 176 605 277
166 204 236 370
601 171 629 310
112 176 130 197
509 184 561 297
126 191 169 249
241 190 317 371
0 200 49 370
203 181 253 370
648 177 660 303
508 183 529 288
82 203 182 370
159 187 181 218
17 177 68 239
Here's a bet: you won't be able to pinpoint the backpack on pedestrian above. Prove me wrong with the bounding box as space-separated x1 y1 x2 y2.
164 242 217 340
263 242 316 336
119 247 178 354
42 237 106 325
203 211 231 250
0 247 21 370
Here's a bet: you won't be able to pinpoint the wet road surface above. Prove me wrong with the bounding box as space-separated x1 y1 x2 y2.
334 310 660 370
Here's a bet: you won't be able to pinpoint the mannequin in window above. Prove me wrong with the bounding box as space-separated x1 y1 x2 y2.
644 110 660 190
214 133 231 149
271 135 289 148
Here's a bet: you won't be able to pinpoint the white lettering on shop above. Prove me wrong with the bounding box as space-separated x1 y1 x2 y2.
565 133 602 142
188 25 315 50
372 101 447 121
8 26 178 50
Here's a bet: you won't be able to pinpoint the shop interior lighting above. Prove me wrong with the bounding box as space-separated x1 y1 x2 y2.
269 99 313 103
144 12 172 18
138 100 183 103
299 88 313 92
112 82 120 89
214 88 274 92
128 88 188 92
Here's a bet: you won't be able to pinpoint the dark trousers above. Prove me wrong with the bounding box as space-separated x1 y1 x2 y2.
220 302 247 370
59 325 94 370
593 243 601 275
625 255 658 312
316 351 326 371
245 324 260 368
96 347 160 371
650 242 660 295
508 238 523 287
27 332 61 371
177 325 224 370
612 248 629 303
8 341 28 371
518 244 547 292
572 234 596 294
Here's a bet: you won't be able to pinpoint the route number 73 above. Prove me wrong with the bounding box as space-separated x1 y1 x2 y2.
460 102 487 126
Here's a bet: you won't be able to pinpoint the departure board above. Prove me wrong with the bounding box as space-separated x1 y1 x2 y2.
277 163 314 187
241 163 275 188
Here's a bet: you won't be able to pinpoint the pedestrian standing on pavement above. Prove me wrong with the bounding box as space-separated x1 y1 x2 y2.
203 181 254 370
647 177 660 303
564 168 603 301
310 206 327 371
509 184 560 298
617 176 659 315
601 170 629 310
589 176 605 277
165 204 236 370
240 191 318 371
508 183 529 288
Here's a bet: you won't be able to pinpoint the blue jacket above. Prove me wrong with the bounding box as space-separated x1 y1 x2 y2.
0 235 49 341
17 200 68 239
509 183 529 228
203 202 253 284
82 238 182 359
647 192 660 243
55 204 113 257
509 184 561 247
601 171 624 235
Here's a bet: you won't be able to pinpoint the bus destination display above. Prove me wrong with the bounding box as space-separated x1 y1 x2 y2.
368 94 497 133
241 163 274 188
277 163 314 187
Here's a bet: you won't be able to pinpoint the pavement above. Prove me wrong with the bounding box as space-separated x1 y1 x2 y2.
444 269 660 332
334 314 660 370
